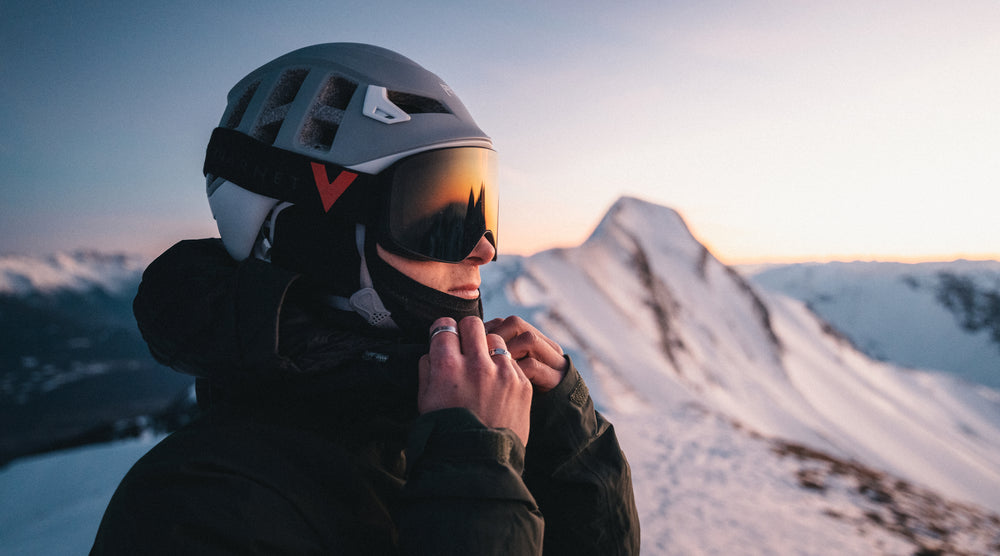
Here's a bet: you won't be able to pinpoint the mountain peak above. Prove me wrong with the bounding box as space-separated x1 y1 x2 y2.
601 195 687 231
587 196 702 260
499 195 1000 516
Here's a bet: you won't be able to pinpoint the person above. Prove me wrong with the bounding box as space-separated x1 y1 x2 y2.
91 43 639 555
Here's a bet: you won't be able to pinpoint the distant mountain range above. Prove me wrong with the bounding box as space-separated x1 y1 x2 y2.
0 252 147 296
747 259 1000 389
3 200 1000 554
0 252 195 464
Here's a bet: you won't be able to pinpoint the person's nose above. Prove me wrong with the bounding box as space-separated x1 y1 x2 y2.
465 235 496 265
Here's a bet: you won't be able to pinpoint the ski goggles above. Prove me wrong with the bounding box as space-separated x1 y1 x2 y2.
376 147 499 263
203 128 498 263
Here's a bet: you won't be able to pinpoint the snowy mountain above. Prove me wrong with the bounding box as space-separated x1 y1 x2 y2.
2 198 999 554
747 260 1000 389
0 251 148 296
482 197 1000 553
0 252 195 464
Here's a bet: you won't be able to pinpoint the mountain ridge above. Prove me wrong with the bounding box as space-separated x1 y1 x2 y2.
485 196 1000 515
749 258 1000 388
0 251 147 296
0 253 193 464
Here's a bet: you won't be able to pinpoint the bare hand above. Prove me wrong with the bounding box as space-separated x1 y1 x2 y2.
484 316 568 393
418 316 533 446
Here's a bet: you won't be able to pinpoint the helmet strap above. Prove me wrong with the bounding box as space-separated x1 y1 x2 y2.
325 224 398 330
253 202 294 262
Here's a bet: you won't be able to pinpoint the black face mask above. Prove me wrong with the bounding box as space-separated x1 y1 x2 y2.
364 236 482 341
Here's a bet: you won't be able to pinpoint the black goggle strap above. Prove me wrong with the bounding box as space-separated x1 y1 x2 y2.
203 127 375 214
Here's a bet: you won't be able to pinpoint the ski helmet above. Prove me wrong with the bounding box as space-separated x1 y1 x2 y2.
202 43 497 332
204 42 495 262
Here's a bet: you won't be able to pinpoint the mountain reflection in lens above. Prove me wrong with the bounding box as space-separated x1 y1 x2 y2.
384 148 498 262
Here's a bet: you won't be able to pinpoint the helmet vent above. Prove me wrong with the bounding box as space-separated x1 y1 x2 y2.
300 75 358 151
225 81 259 129
254 69 310 145
387 90 450 115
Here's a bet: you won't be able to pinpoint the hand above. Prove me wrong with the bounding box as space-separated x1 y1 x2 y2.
484 316 568 393
418 316 533 446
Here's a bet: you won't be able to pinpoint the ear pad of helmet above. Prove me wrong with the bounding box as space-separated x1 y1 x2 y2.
268 204 362 296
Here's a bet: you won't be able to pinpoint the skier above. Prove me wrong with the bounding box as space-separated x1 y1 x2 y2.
91 43 639 555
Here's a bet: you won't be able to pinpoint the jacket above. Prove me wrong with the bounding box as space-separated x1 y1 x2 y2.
91 239 640 555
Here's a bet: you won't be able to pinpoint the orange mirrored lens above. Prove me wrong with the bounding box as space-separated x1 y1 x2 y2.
386 148 498 262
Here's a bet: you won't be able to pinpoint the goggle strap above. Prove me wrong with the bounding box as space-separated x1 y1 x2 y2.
203 127 375 213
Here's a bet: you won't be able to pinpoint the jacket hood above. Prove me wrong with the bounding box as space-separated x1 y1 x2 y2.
133 239 424 408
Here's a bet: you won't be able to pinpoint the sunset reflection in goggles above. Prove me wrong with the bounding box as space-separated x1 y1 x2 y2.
379 147 498 263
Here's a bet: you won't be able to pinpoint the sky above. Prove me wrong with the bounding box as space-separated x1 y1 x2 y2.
2 1 998 264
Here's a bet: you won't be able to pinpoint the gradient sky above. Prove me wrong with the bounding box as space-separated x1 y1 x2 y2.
2 1 998 264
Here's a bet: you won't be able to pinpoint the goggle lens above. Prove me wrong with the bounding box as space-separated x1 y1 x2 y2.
383 147 498 262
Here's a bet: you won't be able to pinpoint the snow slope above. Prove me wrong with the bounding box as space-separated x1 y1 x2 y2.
748 260 1000 389
485 197 1000 512
0 436 163 554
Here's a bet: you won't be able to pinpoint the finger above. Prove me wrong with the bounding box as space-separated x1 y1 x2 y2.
486 333 534 391
515 356 563 393
486 316 567 375
429 322 460 342
457 316 488 361
429 317 461 358
417 354 431 396
487 316 562 355
485 333 513 362
506 331 568 373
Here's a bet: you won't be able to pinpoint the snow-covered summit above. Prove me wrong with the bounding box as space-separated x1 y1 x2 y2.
504 195 783 412
0 252 146 296
586 196 704 262
488 195 1000 516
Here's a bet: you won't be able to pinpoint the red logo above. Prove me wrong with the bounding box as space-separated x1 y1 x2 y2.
311 163 357 212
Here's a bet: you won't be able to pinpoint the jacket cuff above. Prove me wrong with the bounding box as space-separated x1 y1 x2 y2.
404 408 535 503
525 357 606 472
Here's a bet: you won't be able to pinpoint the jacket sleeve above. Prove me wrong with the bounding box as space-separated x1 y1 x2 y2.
523 359 641 555
397 408 545 555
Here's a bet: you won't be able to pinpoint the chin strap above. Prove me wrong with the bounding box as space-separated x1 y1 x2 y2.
325 224 398 329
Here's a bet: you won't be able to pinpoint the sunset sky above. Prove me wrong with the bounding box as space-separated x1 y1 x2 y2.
2 1 998 264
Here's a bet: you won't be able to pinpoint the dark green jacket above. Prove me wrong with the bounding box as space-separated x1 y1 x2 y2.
91 239 639 555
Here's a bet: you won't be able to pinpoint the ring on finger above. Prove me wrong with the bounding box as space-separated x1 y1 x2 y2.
489 347 512 358
430 325 459 341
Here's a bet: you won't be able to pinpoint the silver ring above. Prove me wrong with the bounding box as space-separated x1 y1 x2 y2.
489 348 512 358
429 325 459 341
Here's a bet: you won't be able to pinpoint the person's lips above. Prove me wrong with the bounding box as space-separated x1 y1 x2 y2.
450 283 481 299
